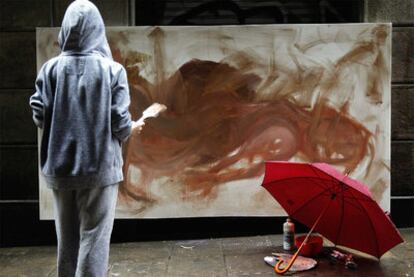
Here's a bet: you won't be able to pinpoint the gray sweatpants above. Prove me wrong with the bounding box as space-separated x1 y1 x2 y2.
52 184 118 277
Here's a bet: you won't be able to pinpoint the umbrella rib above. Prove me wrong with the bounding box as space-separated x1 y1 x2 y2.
328 186 376 224
347 188 381 258
340 194 370 213
308 164 332 180
342 194 375 202
309 163 349 185
305 174 340 194
308 165 373 203
308 165 348 195
333 183 345 245
289 187 333 219
308 164 342 188
341 185 376 209
307 165 337 190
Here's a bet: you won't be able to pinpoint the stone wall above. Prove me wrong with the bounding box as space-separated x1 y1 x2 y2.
365 0 414 227
0 0 412 246
0 0 130 246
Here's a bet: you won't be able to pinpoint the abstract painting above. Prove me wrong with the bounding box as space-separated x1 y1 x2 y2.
37 24 391 219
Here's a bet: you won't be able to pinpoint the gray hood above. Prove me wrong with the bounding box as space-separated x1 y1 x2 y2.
58 0 112 59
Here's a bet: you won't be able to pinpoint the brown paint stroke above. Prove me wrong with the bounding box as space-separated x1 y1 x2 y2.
321 25 389 105
108 26 389 212
148 27 167 85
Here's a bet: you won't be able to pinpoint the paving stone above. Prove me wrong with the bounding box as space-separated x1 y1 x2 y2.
373 252 414 277
108 242 172 276
108 259 168 277
0 246 56 277
109 241 173 264
0 247 30 268
166 239 226 277
173 239 223 257
225 253 276 277
400 228 414 242
266 234 284 248
0 231 413 277
390 240 414 265
167 254 226 277
220 235 273 255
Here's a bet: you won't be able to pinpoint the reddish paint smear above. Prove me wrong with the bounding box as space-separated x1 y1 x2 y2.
108 26 388 211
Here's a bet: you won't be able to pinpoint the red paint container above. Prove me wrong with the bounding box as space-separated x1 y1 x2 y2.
295 235 323 257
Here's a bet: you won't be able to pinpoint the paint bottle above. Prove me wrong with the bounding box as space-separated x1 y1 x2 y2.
283 218 295 251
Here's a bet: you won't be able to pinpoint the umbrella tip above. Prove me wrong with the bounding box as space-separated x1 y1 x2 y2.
344 168 354 176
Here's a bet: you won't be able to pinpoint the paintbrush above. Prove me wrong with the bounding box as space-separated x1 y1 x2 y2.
136 103 167 126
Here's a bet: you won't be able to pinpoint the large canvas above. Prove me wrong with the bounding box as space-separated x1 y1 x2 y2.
37 24 391 219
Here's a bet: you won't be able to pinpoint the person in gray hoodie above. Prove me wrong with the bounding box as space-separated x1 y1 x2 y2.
29 0 143 276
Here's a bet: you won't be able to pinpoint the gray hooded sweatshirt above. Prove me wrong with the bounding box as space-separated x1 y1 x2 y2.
30 0 132 189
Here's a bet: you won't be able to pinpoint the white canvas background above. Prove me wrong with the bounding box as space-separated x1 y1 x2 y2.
36 24 391 219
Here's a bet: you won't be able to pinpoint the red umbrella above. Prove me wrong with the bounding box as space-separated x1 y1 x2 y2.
262 161 403 274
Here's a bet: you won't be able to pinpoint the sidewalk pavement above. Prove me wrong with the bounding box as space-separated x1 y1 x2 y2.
1 228 413 276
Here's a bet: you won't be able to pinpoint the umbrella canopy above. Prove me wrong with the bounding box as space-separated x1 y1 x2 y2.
262 161 403 259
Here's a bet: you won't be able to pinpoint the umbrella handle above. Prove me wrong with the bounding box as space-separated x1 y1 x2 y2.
274 234 310 274
274 198 333 274
274 248 302 274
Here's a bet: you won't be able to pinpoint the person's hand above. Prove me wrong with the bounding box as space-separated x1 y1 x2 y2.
131 120 145 133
